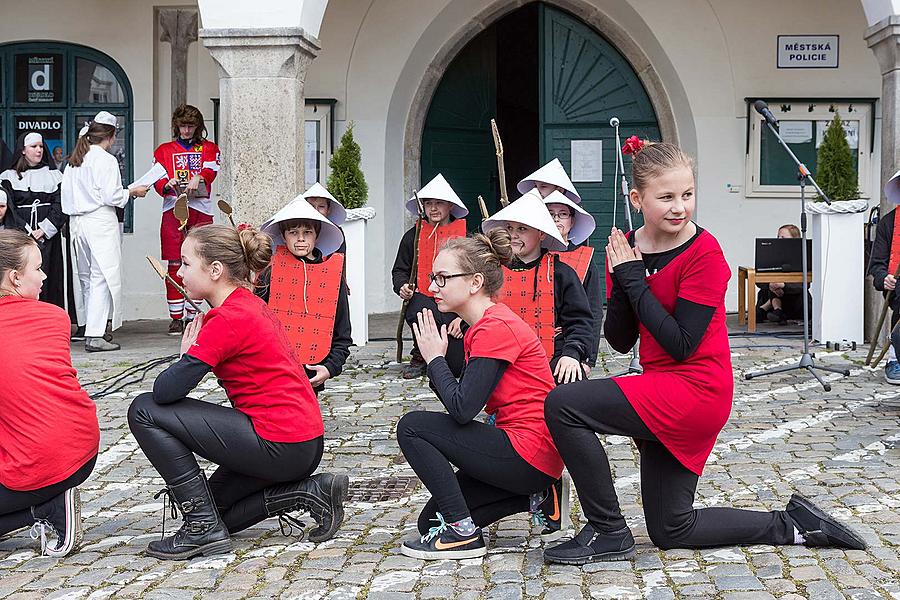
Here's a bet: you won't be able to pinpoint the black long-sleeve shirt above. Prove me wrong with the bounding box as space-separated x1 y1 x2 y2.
508 251 594 362
869 208 900 312
565 242 604 367
604 229 715 362
153 354 212 404
255 249 352 379
391 225 418 296
426 356 508 424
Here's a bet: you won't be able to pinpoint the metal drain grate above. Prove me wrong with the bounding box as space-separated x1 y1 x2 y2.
348 476 419 503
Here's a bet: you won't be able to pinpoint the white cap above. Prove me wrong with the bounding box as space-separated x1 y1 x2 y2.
93 111 118 128
0 194 7 206
406 173 469 218
23 132 42 147
886 170 900 205
517 158 582 204
302 182 346 225
261 196 344 256
482 189 567 252
543 190 595 245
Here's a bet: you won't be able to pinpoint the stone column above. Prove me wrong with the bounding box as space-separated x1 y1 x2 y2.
200 28 320 226
159 9 199 112
866 16 900 341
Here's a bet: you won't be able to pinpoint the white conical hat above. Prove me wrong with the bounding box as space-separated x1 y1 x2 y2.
406 173 469 218
543 190 595 245
482 189 567 252
517 158 581 204
886 170 900 205
261 195 344 256
302 182 346 225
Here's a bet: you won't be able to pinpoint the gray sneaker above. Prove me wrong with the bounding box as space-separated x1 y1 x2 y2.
85 337 121 352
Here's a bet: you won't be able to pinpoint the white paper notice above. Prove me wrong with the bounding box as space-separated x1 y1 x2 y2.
780 121 813 144
816 120 859 150
129 162 167 189
571 140 603 182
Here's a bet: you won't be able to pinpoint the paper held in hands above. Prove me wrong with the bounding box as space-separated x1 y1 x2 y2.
129 162 167 190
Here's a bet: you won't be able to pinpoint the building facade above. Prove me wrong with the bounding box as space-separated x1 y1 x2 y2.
0 0 892 320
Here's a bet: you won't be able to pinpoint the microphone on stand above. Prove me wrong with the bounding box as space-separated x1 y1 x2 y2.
753 100 779 128
609 117 619 128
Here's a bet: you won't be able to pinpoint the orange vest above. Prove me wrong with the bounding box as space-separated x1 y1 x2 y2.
416 219 468 297
498 254 556 358
269 247 344 365
890 210 900 277
554 245 594 284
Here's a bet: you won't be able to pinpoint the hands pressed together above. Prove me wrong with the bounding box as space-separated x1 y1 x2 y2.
605 227 642 273
412 309 448 364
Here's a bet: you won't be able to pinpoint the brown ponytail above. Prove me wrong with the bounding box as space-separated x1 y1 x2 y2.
630 142 695 192
441 229 513 297
187 224 272 285
0 230 38 284
67 123 116 168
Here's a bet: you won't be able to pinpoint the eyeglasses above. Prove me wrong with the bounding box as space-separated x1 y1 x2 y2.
428 272 476 288
548 211 573 221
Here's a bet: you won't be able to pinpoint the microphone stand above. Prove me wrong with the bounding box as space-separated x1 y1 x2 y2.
744 119 850 391
608 117 642 376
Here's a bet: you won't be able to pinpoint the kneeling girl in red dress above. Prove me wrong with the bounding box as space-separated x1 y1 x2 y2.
128 224 348 561
0 230 99 557
542 142 866 565
396 230 565 560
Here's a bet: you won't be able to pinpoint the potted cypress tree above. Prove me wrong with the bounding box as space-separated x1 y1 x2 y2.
809 113 867 345
328 122 375 346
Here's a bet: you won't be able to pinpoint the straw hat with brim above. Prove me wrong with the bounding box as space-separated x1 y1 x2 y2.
302 182 347 226
482 189 567 252
543 190 595 245
261 197 344 256
517 158 581 204
406 173 469 219
886 170 900 205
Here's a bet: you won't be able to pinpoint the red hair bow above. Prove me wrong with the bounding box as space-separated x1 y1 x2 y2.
622 136 644 156
236 223 252 232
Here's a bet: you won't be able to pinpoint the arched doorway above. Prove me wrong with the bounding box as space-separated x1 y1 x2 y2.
421 2 661 253
0 41 134 229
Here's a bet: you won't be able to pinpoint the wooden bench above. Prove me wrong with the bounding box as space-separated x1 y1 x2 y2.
737 266 811 332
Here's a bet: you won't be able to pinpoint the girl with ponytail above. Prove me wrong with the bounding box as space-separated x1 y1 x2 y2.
396 229 566 560
127 224 348 561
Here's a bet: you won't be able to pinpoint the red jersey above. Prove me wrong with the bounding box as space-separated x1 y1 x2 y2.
465 303 563 478
187 286 323 443
0 297 99 491
610 230 733 475
152 139 220 213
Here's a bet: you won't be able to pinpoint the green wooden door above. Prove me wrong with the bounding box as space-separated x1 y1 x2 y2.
421 29 498 228
539 4 659 281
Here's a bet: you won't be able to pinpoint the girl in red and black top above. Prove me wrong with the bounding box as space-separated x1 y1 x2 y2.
397 230 565 561
0 230 99 557
543 142 866 565
127 224 348 561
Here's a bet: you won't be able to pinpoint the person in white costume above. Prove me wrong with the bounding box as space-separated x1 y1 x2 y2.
517 158 582 204
61 111 149 352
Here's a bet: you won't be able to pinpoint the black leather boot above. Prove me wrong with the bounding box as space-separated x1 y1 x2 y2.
146 472 232 560
264 472 349 543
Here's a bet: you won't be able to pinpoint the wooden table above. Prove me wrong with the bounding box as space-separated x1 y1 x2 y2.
737 266 811 332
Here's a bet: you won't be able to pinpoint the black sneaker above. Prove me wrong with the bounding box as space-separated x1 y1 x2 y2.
766 308 786 324
530 474 570 542
168 319 184 336
30 488 82 557
400 513 487 560
402 356 427 379
543 523 635 565
70 326 86 342
786 494 866 550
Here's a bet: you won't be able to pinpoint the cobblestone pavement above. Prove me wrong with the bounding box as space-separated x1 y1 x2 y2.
1 316 899 600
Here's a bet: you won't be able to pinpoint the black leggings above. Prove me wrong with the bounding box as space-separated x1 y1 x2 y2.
544 378 794 549
396 411 555 535
406 293 464 376
128 393 323 534
0 455 96 537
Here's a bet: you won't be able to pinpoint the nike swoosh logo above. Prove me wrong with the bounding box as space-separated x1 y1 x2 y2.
548 485 560 521
434 537 478 550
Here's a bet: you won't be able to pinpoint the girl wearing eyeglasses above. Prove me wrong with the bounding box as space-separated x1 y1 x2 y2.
396 229 564 560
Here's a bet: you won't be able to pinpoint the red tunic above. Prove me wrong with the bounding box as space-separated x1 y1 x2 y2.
0 297 99 491
465 303 563 478
498 255 556 358
610 230 733 475
187 286 323 443
416 220 467 297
